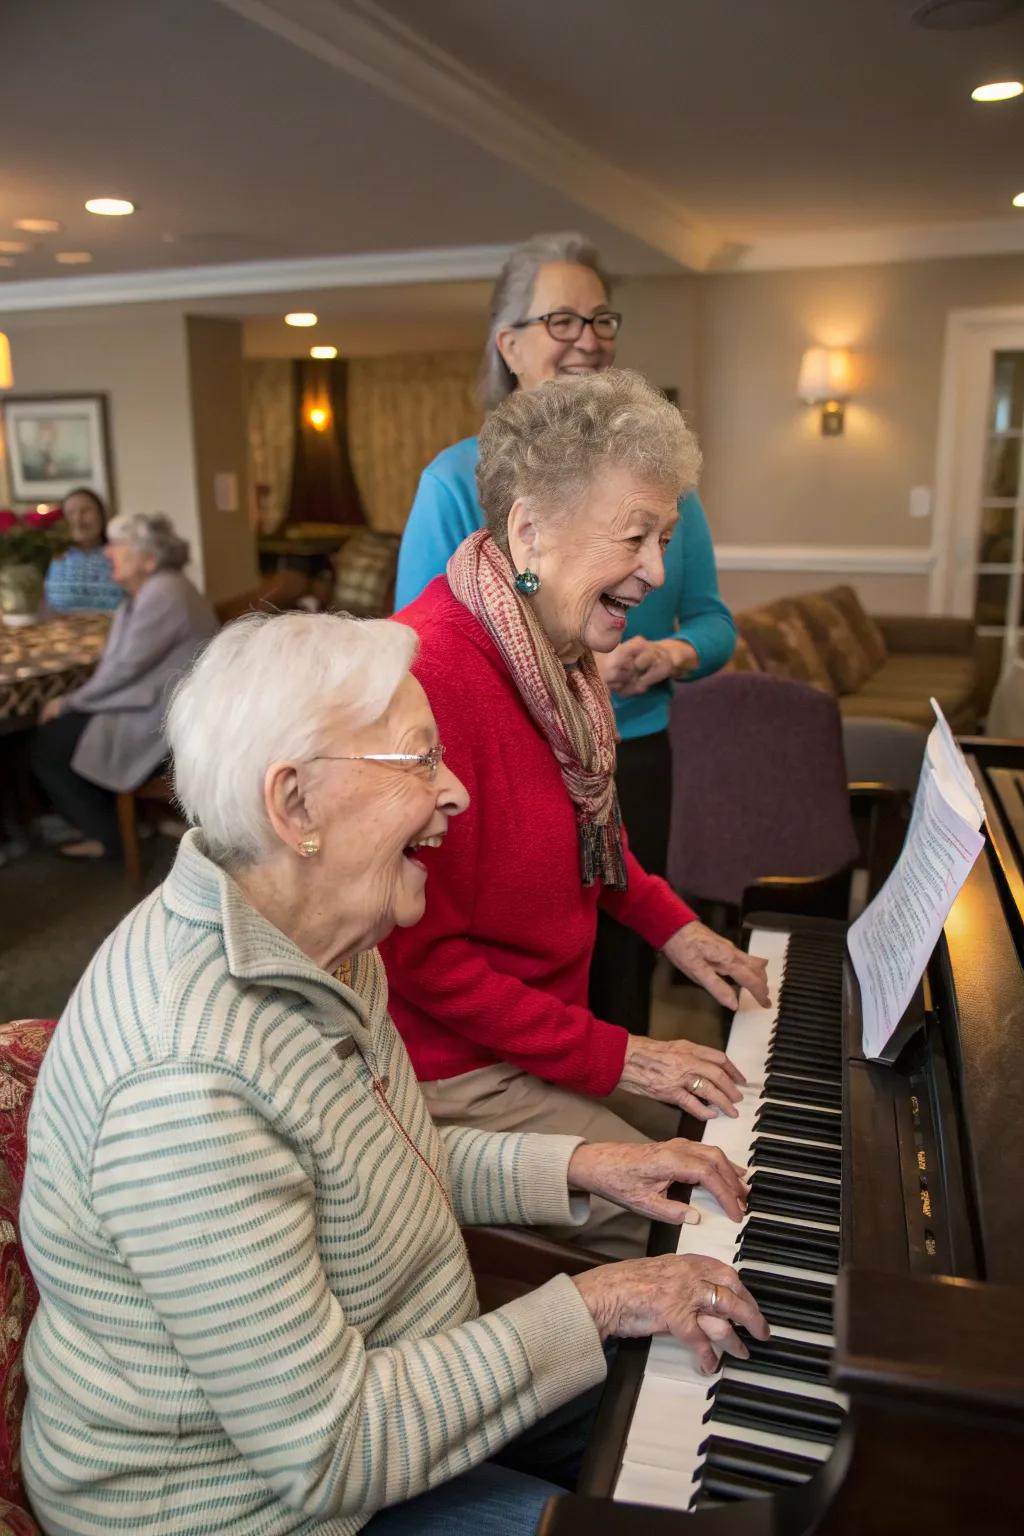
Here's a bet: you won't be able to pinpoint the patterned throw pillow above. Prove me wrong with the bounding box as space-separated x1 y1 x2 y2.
724 634 762 674
736 603 835 692
824 585 887 672
332 531 400 618
792 593 875 694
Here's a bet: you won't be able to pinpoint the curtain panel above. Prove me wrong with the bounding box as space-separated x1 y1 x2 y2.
347 352 480 534
245 359 295 535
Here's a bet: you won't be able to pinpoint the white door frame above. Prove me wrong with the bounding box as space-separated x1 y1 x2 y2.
931 305 1024 618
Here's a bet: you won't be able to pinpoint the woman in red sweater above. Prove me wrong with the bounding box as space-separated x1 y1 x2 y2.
381 371 769 1257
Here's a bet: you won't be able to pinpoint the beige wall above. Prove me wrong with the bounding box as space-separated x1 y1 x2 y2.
185 316 256 604
0 312 203 583
615 274 700 412
718 568 930 616
694 254 1024 558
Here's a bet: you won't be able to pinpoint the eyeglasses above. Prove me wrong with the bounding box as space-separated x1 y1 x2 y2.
310 743 446 782
510 309 622 343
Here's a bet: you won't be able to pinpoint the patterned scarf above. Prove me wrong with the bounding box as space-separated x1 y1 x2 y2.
447 529 627 890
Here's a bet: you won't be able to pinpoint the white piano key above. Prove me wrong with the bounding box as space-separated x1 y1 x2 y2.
615 1461 695 1511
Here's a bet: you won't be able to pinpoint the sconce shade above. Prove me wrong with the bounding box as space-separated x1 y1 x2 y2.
0 333 12 390
797 346 851 404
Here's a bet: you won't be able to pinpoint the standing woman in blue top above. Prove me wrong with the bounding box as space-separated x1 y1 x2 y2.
395 232 736 1035
44 487 122 611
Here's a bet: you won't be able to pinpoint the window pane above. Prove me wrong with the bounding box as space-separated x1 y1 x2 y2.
978 504 1016 564
990 352 1024 434
984 434 1021 500
976 572 1010 627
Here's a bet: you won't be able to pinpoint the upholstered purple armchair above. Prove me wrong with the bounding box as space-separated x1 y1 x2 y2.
667 673 859 910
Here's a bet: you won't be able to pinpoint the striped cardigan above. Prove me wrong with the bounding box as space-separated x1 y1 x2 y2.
20 831 606 1535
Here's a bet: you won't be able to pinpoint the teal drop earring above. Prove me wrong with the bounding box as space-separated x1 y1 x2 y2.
514 569 540 596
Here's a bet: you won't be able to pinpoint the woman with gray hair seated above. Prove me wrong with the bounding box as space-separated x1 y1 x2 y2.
21 610 767 1535
383 370 770 1259
31 510 217 859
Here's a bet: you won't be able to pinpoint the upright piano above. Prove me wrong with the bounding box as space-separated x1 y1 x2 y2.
540 738 1024 1535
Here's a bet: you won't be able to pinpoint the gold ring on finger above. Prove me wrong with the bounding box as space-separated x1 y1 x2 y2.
708 1285 718 1312
690 1075 705 1095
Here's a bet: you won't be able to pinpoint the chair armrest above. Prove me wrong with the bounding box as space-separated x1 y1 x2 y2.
740 868 852 924
875 615 975 655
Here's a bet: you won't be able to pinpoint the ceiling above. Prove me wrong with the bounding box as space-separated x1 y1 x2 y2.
2 0 1023 318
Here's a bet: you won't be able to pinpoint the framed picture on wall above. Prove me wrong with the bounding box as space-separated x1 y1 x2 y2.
1 393 113 505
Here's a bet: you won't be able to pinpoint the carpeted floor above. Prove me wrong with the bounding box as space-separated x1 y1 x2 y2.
0 840 174 1021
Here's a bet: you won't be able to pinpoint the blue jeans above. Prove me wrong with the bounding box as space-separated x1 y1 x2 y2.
363 1346 613 1535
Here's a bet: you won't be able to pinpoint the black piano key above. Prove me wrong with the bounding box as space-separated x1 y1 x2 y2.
701 1434 821 1487
755 1103 842 1147
708 1378 844 1444
739 1224 839 1274
763 1073 843 1109
765 1053 841 1081
738 1266 835 1334
693 1464 776 1504
747 1170 841 1221
750 1136 842 1178
726 1333 833 1384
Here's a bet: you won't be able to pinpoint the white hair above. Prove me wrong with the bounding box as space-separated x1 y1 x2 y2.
166 611 417 865
106 511 190 570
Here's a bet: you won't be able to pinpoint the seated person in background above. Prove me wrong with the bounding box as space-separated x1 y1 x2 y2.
43 486 122 611
382 370 768 1261
31 511 216 860
21 611 767 1536
395 231 736 1037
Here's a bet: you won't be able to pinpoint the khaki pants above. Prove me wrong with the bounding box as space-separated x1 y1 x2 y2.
421 1063 679 1260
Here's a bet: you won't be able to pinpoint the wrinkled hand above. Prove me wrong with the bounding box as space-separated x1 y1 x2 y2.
38 697 65 725
568 1137 750 1223
616 638 698 697
620 1035 747 1120
573 1253 770 1372
665 921 771 1013
594 636 648 692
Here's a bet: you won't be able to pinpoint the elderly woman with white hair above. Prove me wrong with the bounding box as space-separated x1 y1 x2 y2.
384 370 770 1260
31 510 216 859
21 610 767 1536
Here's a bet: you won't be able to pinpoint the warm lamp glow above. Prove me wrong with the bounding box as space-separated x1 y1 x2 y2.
1014 192 1024 208
797 346 852 436
55 251 92 265
310 345 338 359
308 405 330 432
971 81 1023 102
14 217 61 233
85 197 135 216
285 312 318 328
0 334 13 391
0 241 28 254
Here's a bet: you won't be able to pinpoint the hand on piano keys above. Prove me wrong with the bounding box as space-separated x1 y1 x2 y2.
572 1253 771 1376
663 920 772 1012
567 1137 752 1224
620 1034 747 1120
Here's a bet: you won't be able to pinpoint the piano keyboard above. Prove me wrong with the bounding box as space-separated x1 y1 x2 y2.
614 925 848 1512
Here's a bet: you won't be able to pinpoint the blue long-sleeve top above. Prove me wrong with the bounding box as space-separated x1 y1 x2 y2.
44 546 122 611
395 435 736 741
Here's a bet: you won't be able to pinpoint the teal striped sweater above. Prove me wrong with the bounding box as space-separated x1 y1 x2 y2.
21 831 606 1535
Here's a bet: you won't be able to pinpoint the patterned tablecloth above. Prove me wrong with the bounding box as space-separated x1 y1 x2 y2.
0 613 110 726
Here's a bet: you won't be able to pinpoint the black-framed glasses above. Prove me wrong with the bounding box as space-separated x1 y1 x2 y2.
510 310 622 343
310 743 446 782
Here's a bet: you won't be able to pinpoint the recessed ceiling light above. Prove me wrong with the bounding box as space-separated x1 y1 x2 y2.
971 80 1023 101
1014 192 1024 207
310 345 338 359
55 251 93 265
0 240 29 254
285 312 318 327
14 217 62 233
85 197 135 216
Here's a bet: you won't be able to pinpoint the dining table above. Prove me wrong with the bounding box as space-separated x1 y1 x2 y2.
0 612 110 735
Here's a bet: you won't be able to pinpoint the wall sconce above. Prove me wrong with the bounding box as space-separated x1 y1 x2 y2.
797 346 851 436
0 333 12 390
307 405 330 432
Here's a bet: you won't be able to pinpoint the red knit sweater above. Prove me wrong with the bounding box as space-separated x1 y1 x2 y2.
381 578 697 1097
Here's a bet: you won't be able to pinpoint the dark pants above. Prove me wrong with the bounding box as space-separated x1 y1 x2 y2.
588 727 673 1036
30 710 120 853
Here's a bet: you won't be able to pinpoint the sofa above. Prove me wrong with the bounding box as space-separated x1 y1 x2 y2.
729 584 981 734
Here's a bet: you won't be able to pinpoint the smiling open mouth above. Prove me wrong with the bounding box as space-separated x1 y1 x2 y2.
599 591 641 622
403 834 444 863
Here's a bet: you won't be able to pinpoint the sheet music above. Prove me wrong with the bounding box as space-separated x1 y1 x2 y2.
848 700 985 1060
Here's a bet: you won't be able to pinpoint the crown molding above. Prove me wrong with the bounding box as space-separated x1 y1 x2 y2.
215 0 719 272
0 244 513 314
718 216 1024 273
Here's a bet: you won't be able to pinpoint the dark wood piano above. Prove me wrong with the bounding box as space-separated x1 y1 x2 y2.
539 737 1024 1535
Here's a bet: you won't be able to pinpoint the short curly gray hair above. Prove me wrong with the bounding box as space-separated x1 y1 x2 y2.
106 511 190 570
476 369 701 555
478 231 611 411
